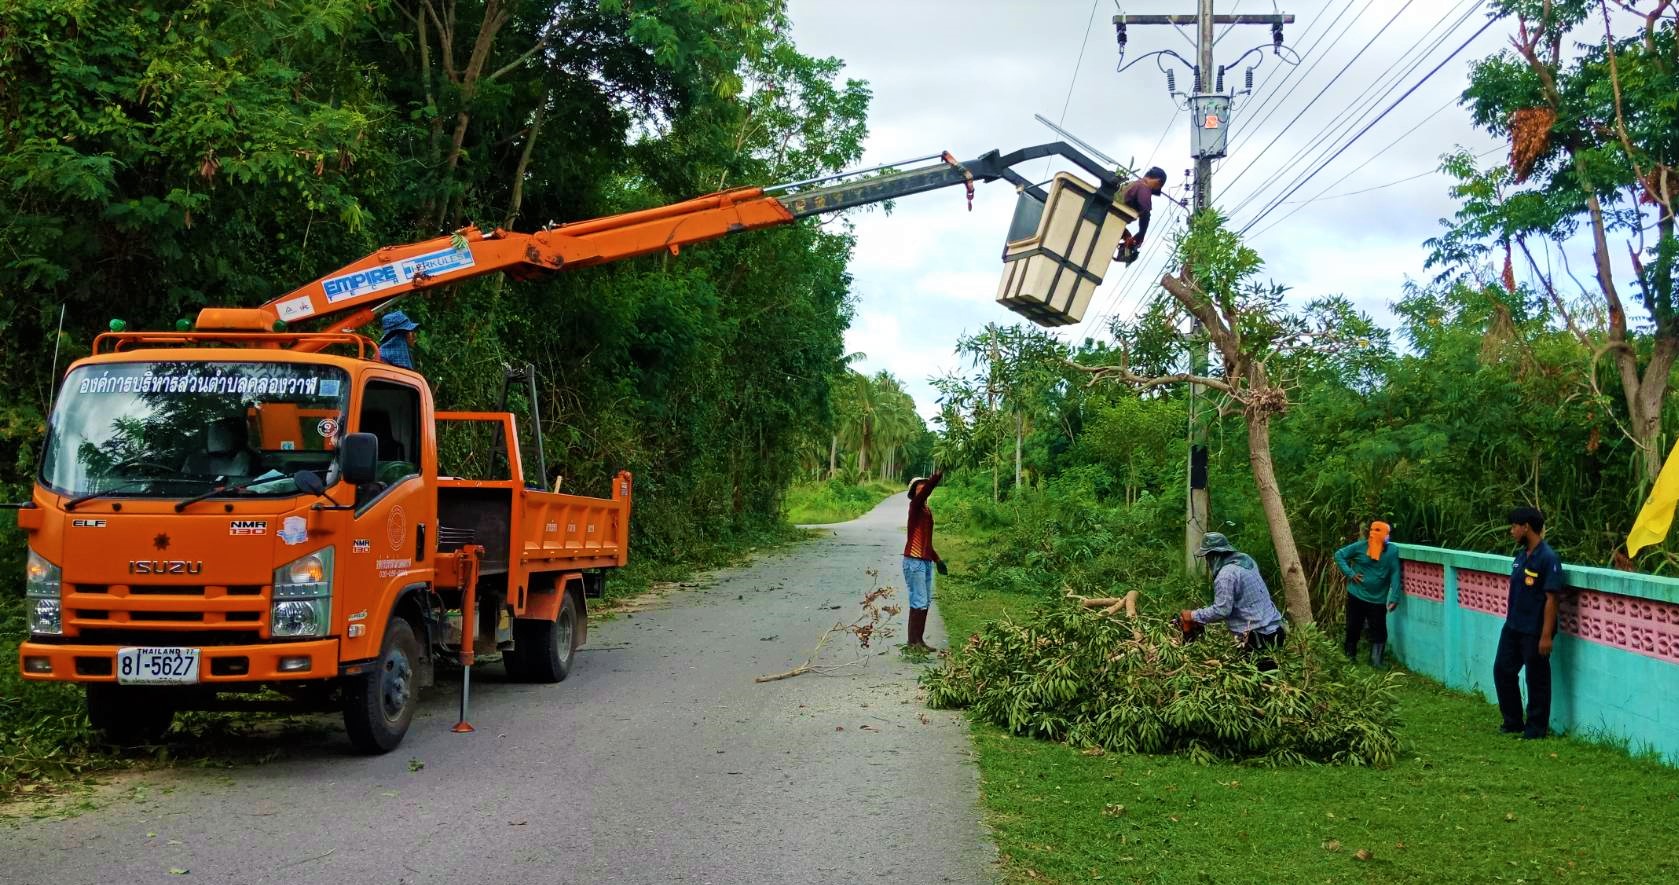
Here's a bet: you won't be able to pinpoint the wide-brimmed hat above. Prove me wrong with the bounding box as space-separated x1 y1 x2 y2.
380 310 419 339
1194 532 1237 557
908 476 927 494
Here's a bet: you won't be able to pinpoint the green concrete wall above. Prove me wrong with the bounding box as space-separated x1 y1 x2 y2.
1387 543 1679 764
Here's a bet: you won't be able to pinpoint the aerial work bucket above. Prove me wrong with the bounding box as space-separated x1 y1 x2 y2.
995 172 1137 327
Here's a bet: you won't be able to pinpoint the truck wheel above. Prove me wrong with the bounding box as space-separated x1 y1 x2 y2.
86 684 176 745
508 591 578 684
342 615 421 754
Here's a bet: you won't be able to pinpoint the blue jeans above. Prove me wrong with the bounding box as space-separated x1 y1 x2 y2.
901 556 934 609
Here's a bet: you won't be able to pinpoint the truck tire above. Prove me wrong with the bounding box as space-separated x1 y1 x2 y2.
342 615 421 754
507 591 578 684
86 684 176 745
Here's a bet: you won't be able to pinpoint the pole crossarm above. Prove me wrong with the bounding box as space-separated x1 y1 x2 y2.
1115 14 1294 24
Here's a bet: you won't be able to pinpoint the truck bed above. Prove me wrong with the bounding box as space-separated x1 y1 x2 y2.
438 475 630 576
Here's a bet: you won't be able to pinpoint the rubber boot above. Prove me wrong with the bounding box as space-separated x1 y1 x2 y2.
907 608 930 651
1370 642 1386 668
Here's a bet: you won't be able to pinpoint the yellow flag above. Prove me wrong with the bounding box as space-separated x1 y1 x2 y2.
1627 439 1679 557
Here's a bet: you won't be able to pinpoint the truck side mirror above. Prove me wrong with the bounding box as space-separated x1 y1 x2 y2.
340 433 379 486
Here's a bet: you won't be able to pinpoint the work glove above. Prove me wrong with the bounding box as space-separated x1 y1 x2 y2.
935 559 949 576
1178 610 1197 633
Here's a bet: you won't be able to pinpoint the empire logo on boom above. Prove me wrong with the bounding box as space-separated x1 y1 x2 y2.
128 560 205 575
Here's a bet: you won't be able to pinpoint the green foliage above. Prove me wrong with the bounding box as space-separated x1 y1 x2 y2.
825 369 926 485
0 0 877 791
923 602 1401 767
781 477 897 525
0 0 873 572
0 598 98 793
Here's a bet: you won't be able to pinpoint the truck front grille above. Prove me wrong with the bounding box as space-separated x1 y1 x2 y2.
62 583 272 636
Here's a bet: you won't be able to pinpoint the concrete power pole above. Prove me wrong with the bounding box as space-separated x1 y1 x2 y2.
1113 3 1293 572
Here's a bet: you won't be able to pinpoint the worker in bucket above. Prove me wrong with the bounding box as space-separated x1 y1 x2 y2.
1179 532 1287 670
1334 521 1401 667
902 471 947 652
379 310 420 370
1115 166 1168 264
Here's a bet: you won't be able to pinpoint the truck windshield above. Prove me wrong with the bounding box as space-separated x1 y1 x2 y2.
42 361 351 499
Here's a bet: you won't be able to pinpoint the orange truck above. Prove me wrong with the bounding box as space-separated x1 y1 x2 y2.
14 142 1135 751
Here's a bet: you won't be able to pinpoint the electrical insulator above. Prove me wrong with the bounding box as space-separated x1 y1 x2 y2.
1166 70 1176 95
1216 65 1225 93
1245 68 1254 90
1272 22 1283 47
1193 66 1203 92
1115 22 1127 50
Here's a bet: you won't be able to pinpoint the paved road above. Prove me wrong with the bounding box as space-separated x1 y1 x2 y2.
8 493 995 884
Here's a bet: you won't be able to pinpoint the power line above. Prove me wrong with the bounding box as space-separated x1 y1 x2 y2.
1088 185 1188 331
1084 108 1184 331
1255 143 1504 231
1225 0 1483 219
1220 0 1364 163
1246 145 1503 239
1218 0 1415 200
1227 0 1475 193
1214 0 1246 45
1237 13 1501 235
1087 213 1182 334
1206 0 1354 187
1057 0 1102 124
1042 0 1103 180
1235 6 1492 230
1269 99 1486 207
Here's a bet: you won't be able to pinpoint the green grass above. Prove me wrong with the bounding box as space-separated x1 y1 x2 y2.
931 534 1679 885
782 478 900 525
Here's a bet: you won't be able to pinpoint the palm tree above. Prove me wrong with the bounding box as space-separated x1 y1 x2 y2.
827 352 867 479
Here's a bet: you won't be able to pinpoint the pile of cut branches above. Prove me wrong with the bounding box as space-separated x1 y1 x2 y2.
922 601 1401 766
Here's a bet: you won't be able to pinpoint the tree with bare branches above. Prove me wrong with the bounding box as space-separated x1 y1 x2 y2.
1075 212 1383 626
1433 0 1679 485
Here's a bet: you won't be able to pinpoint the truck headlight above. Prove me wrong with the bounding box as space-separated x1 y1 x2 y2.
271 547 332 638
25 549 62 635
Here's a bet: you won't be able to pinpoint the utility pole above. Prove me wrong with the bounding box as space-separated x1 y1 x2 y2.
1113 4 1294 572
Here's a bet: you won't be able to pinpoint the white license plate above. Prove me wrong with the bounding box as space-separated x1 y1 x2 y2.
116 647 201 685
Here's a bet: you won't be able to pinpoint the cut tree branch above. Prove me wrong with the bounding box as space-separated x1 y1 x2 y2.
1068 360 1238 396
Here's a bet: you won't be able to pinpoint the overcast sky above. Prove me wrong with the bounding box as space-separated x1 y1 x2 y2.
784 0 1528 418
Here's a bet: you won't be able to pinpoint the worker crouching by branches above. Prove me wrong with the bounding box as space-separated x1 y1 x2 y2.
1179 532 1287 670
902 471 947 653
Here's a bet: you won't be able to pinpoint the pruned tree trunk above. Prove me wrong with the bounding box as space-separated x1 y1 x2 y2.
828 434 837 479
1243 370 1312 624
1014 410 1023 490
502 96 547 228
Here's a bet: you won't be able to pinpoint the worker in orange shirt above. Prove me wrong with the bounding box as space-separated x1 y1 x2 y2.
902 471 947 652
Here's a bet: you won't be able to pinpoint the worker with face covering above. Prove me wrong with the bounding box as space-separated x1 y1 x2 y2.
1333 521 1400 666
1179 533 1287 669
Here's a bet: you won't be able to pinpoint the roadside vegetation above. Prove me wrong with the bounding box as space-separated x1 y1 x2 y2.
782 478 900 524
929 524 1679 884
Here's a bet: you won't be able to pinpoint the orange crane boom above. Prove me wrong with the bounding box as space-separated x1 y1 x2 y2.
231 141 1127 342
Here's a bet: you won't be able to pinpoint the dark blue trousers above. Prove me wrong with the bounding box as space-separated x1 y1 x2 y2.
1493 625 1551 738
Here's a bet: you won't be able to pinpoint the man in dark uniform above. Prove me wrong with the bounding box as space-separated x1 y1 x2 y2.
1115 167 1167 264
1493 506 1565 739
